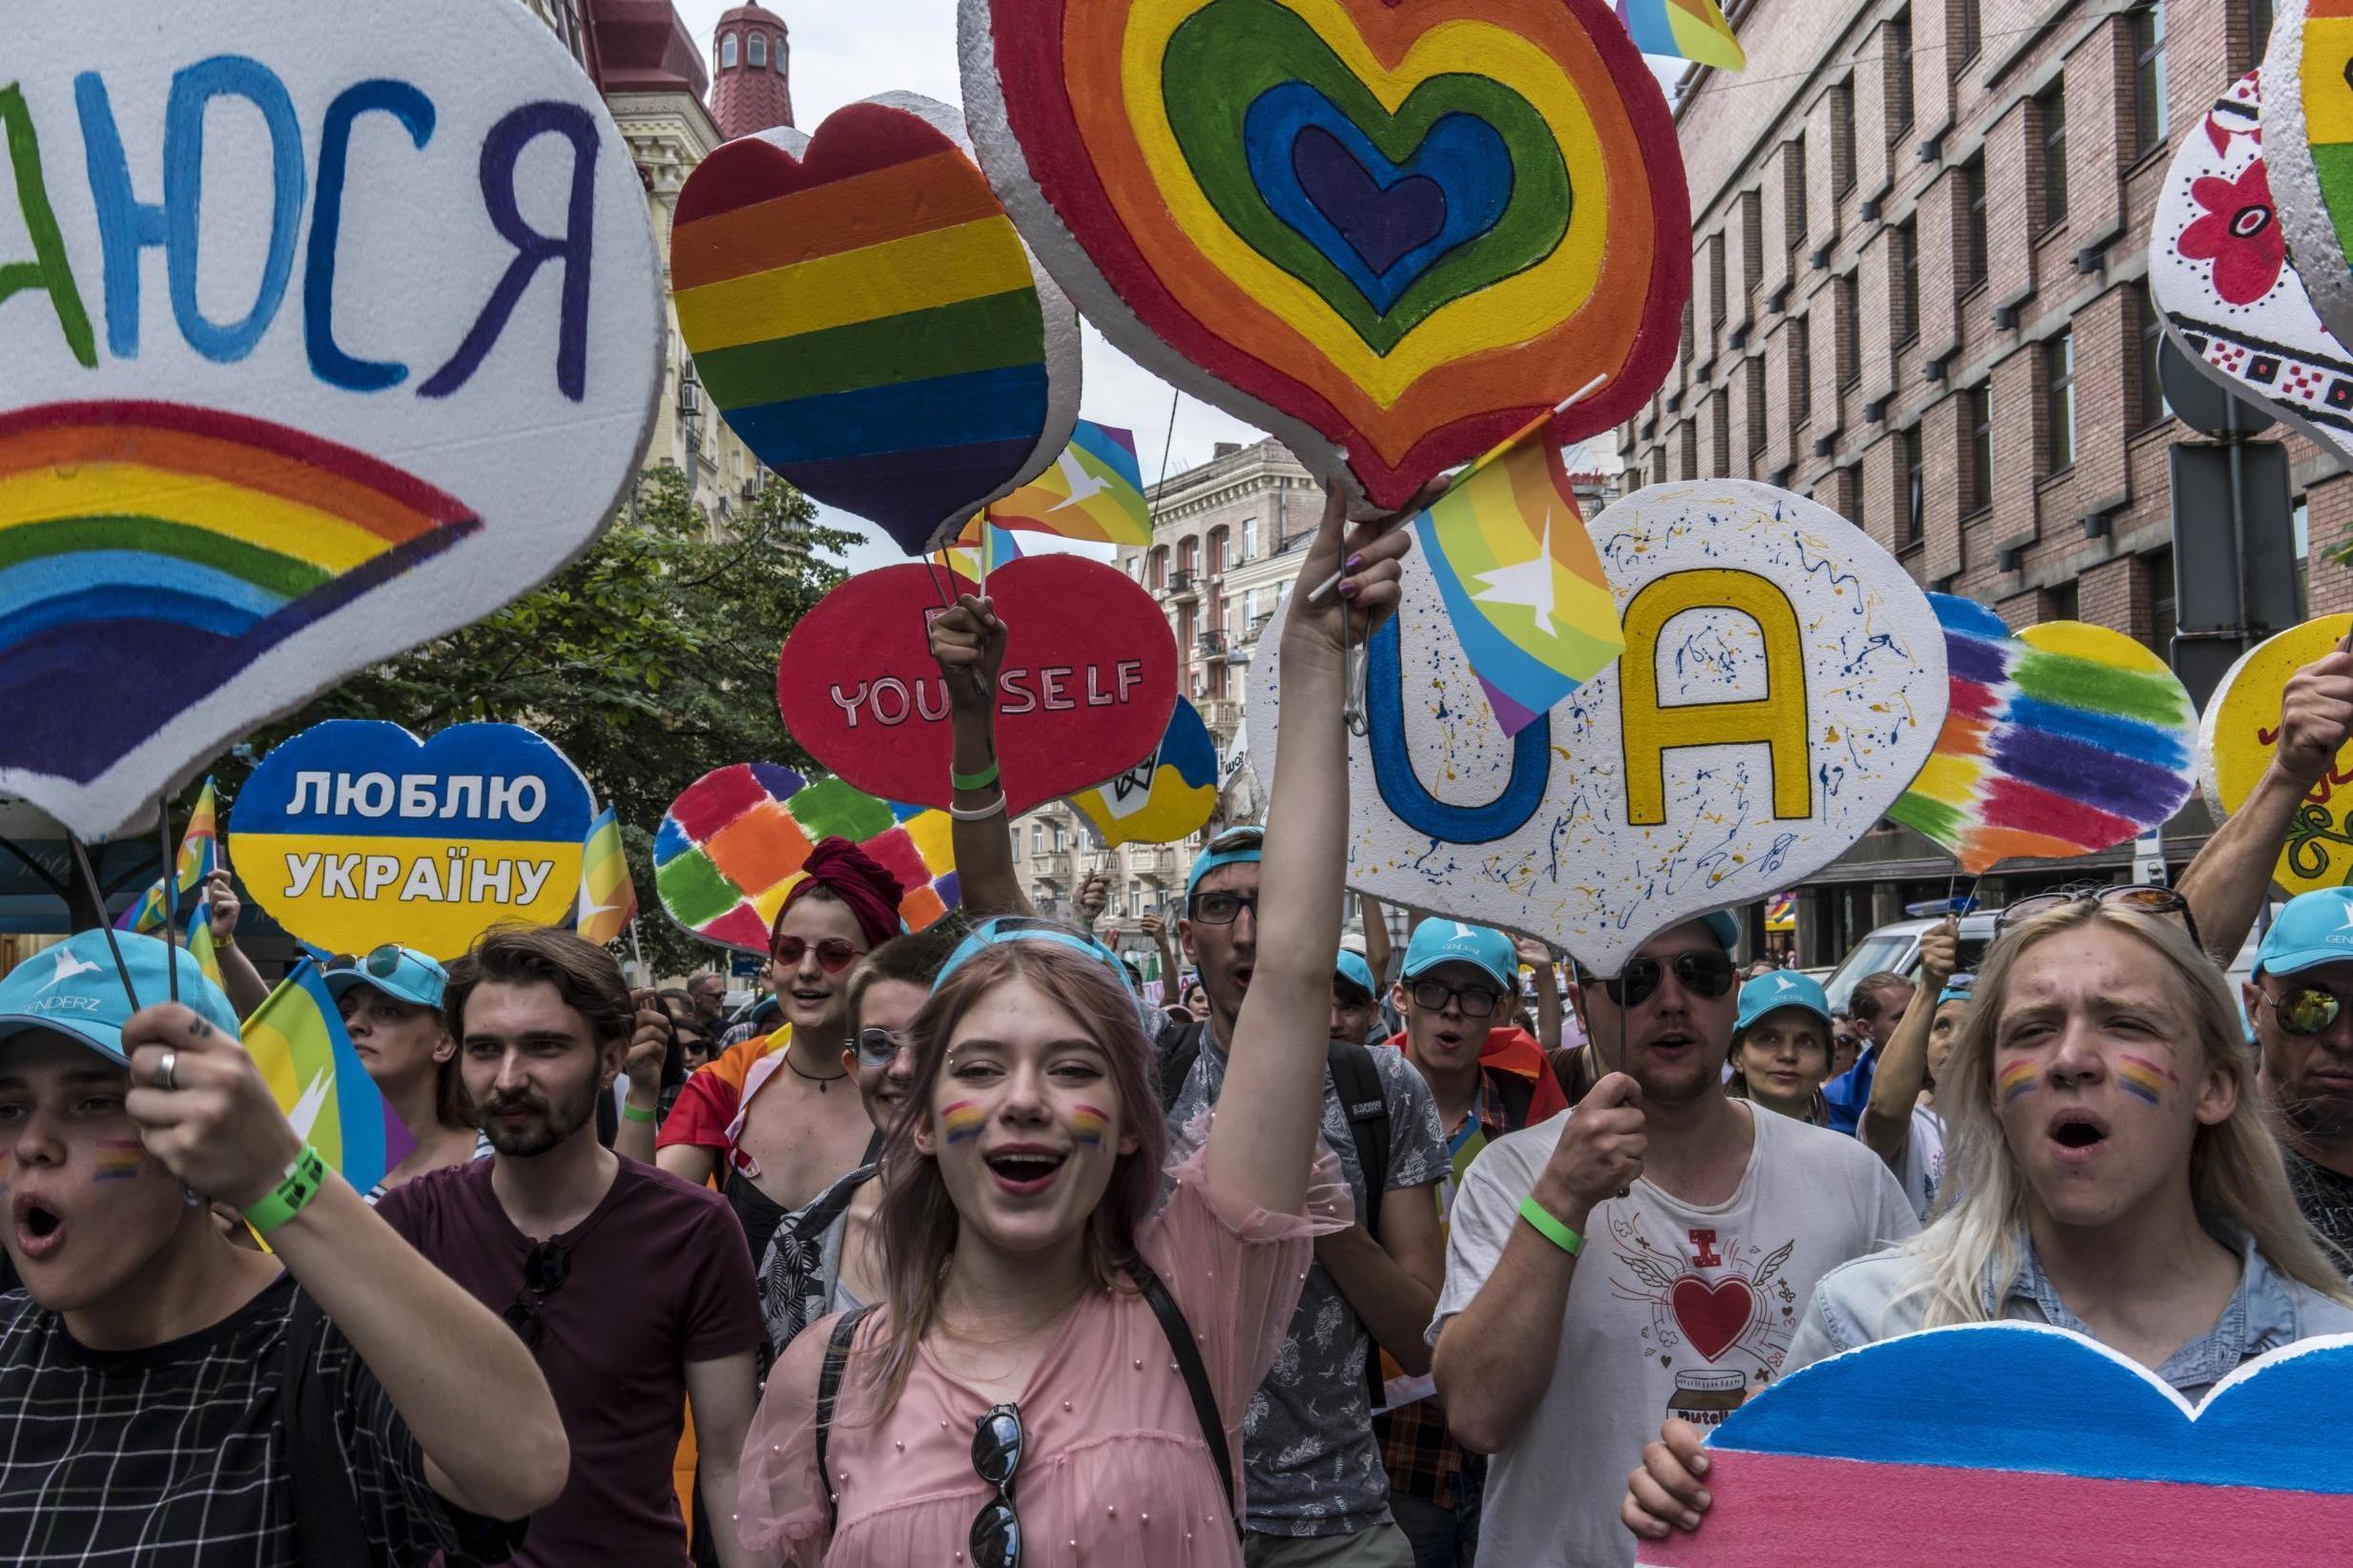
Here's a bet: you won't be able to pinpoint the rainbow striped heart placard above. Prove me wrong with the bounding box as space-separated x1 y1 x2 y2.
672 95 1080 555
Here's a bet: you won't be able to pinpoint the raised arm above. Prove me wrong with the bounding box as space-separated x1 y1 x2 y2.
614 994 674 1163
928 594 1034 919
1205 490 1410 1219
1859 918 1953 1168
1360 894 1393 986
200 866 272 1021
2178 648 2353 961
1517 935 1562 1052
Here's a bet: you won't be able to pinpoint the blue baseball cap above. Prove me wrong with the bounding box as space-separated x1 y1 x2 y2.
1734 970 1833 1035
1936 974 1975 1009
0 930 239 1067
1698 911 1742 950
322 944 448 1010
1335 950 1377 999
1400 920 1517 992
1186 826 1263 900
2256 889 2353 980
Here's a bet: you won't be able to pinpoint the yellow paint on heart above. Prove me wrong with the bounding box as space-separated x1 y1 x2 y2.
2304 13 2353 145
673 216 1035 352
0 464 389 573
2204 613 2353 896
1115 0 1609 410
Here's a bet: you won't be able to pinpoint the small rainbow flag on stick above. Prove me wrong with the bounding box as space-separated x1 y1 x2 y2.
1413 417 1625 736
576 805 638 948
945 516 1025 581
118 778 219 934
981 421 1152 547
243 959 412 1194
1616 0 1747 71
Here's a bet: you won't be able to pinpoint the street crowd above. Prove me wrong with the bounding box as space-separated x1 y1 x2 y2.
9 490 2353 1567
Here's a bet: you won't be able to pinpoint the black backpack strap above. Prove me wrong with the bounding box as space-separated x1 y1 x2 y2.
278 1290 372 1565
1124 1256 1239 1534
1156 1017 1206 1110
1325 1041 1395 1415
815 1306 872 1539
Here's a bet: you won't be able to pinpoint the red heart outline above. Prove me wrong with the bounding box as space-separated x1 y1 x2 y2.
1670 1275 1756 1364
776 556 1177 815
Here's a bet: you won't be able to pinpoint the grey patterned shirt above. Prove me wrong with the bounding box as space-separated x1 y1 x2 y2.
1164 1029 1446 1537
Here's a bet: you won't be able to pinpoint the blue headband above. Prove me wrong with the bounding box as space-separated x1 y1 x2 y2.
1187 828 1264 899
936 917 1140 1001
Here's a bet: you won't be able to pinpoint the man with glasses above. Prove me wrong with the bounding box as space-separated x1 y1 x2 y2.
688 973 730 1029
377 927 763 1567
1430 914 1916 1568
2239 889 2353 1261
1163 827 1448 1567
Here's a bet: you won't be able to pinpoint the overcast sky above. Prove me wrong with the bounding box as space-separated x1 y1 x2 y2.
670 0 1678 571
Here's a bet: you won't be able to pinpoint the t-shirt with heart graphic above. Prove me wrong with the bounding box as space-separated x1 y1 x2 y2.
1433 1102 1917 1567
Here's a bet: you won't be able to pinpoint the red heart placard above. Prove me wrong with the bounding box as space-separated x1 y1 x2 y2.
777 555 1177 815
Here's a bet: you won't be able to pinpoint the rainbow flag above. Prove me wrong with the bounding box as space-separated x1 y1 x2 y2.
185 918 226 993
118 778 220 934
945 516 1025 580
576 804 637 947
1616 0 1746 71
243 959 413 1193
1412 421 1624 735
981 422 1152 547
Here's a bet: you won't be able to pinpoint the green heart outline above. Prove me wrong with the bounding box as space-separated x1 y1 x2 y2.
1161 0 1573 357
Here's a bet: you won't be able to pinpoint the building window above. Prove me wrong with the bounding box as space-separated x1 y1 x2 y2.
1741 190 1764 294
2039 85 2070 232
1833 82 1857 196
1787 134 1809 249
2146 546 2177 659
1031 823 1044 856
2048 578 2079 622
1651 444 1668 486
2046 330 2075 473
1902 427 1925 546
1959 0 1982 65
1681 422 1699 482
2135 281 2171 428
2134 3 2168 155
1148 546 1167 589
2295 493 2311 616
1713 389 1731 474
2246 0 2276 68
1887 8 1914 140
1894 219 1919 346
1207 526 1228 574
1837 275 1861 389
1791 314 1813 425
1709 234 1727 326
720 32 737 68
774 34 788 72
1849 464 1868 537
1747 358 1769 460
748 31 766 67
1960 155 1988 294
1967 382 1993 515
1682 300 1695 362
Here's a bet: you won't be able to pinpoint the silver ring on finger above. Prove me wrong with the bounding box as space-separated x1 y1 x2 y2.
155 1049 178 1091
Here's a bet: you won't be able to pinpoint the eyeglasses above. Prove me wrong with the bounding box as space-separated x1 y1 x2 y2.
327 944 405 979
969 1402 1024 1568
1993 884 2202 951
774 936 860 973
1603 950 1738 1009
852 1027 906 1069
2260 983 2352 1038
1188 890 1258 926
502 1239 570 1347
1409 980 1504 1018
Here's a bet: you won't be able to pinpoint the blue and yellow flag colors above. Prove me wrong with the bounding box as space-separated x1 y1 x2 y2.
118 779 219 933
576 805 637 947
1068 697 1221 847
1616 0 1746 71
1412 422 1624 736
983 421 1152 547
243 959 412 1194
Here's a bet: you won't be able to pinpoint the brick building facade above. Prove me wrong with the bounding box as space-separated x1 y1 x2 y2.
1620 0 2347 961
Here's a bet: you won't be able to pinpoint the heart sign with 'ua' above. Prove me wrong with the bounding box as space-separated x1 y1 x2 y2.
776 556 1177 815
959 0 1689 513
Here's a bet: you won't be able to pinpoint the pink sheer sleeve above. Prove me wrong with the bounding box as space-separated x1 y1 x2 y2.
734 1311 845 1567
1142 1124 1355 1431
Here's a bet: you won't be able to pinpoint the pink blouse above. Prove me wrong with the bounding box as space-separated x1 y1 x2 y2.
734 1143 1350 1567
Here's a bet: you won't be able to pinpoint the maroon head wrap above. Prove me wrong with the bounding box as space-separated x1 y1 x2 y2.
771 837 906 952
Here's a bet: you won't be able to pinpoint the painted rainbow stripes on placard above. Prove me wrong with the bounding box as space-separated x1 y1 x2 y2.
982 421 1153 547
0 402 479 787
1889 596 2198 877
242 959 413 1195
672 101 1067 554
1997 1061 2038 1104
941 1101 987 1144
654 762 960 953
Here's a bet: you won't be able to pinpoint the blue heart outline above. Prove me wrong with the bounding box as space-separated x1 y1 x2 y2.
1242 81 1513 316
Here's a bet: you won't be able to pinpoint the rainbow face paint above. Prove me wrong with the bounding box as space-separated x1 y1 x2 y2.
1071 1104 1109 1150
2116 1054 2178 1108
1998 1062 2039 1104
92 1138 143 1184
940 1100 987 1145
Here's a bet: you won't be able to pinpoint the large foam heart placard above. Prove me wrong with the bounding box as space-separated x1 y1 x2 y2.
1638 1323 2353 1566
2200 614 2353 896
0 0 661 839
777 556 1177 815
1889 596 2198 877
1249 480 1947 976
2264 1 2353 352
958 0 1689 513
672 93 1080 555
2153 71 2353 462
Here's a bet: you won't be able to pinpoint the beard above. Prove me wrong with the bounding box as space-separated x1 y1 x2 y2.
2280 1078 2353 1143
479 1070 602 1158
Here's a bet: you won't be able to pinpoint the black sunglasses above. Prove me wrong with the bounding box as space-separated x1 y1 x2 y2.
502 1239 570 1347
969 1402 1023 1568
2260 983 2353 1038
1603 950 1738 1009
1994 884 2201 951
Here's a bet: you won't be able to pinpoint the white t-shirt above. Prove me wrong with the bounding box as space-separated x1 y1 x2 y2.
1895 1104 1947 1222
1433 1099 1918 1567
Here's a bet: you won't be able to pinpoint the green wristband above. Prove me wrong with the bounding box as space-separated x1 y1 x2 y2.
242 1144 328 1237
1517 1194 1583 1256
952 759 1001 792
622 1101 656 1124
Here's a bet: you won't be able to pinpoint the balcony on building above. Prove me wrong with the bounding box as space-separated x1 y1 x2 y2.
1166 569 1199 601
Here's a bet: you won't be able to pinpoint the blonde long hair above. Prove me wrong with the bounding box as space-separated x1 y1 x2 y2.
1897 899 2352 1330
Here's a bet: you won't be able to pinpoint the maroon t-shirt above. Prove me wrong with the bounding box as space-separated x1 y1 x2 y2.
377 1155 760 1567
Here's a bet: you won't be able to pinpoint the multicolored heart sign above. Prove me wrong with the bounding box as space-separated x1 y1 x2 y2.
2264 1 2353 352
776 555 1177 815
654 763 960 953
0 0 661 840
1889 596 2198 877
2152 72 2353 463
1638 1323 2353 1567
959 0 1689 513
672 93 1081 555
2199 614 2353 896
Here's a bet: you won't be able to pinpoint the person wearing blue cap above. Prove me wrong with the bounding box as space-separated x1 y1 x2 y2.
323 945 485 1199
1333 948 1380 1044
2243 886 2353 1259
1725 969 1837 1125
0 929 568 1563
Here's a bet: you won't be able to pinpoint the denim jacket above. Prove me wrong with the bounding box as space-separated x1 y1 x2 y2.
1787 1228 2353 1403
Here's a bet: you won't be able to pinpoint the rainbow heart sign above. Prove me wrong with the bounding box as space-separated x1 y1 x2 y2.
0 0 660 839
671 93 1080 555
1638 1324 2353 1567
655 763 960 953
2264 1 2353 352
1889 596 2198 877
776 556 1177 815
959 0 1689 513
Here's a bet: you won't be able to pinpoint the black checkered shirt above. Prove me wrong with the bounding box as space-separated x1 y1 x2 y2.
0 1275 518 1565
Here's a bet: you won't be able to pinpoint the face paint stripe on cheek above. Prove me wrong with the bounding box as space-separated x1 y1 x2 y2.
1071 1104 1108 1149
93 1138 144 1183
940 1100 986 1145
1998 1062 2038 1104
2116 1054 2176 1107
